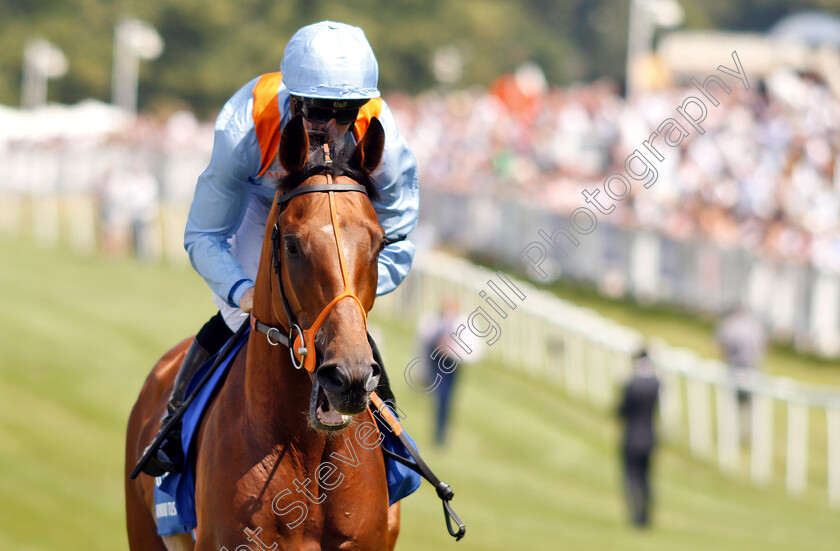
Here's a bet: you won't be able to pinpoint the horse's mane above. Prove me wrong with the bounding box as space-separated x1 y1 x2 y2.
277 132 380 202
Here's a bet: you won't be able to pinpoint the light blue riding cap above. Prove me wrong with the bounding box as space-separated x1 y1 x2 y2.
280 21 381 100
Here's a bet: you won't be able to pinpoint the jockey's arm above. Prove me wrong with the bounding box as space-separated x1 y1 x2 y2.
369 101 420 295
184 79 261 310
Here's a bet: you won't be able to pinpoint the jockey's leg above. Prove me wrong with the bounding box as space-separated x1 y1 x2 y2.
141 312 232 476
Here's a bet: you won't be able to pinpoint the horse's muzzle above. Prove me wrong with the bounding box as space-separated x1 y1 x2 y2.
316 361 380 416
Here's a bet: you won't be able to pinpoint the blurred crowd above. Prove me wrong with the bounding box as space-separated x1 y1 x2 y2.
389 71 840 273
5 71 840 273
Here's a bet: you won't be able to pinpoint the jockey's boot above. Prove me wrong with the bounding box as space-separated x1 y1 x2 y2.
367 332 397 407
140 339 211 477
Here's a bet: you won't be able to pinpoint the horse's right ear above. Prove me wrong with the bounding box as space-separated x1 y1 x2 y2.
278 115 309 173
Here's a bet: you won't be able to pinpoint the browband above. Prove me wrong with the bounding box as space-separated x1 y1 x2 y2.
277 183 368 204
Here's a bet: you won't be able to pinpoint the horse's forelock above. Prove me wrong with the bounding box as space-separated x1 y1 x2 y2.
277 132 379 201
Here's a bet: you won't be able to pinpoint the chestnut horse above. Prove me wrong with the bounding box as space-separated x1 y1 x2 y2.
125 115 400 550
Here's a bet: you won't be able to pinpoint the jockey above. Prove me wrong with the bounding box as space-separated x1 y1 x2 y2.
142 21 419 476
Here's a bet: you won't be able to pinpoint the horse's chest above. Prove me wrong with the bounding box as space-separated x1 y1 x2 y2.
196 435 389 550
257 454 388 547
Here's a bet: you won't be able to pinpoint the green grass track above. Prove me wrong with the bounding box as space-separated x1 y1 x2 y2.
0 236 837 550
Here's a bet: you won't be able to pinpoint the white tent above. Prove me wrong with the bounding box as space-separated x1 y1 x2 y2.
0 99 132 143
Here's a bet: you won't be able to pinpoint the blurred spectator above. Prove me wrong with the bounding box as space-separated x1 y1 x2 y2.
617 349 660 528
419 296 463 446
716 306 768 374
716 306 768 436
99 163 159 258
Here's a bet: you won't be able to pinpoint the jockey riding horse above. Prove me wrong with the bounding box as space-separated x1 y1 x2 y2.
141 21 418 478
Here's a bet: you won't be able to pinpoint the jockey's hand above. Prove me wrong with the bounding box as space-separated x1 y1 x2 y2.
239 287 255 313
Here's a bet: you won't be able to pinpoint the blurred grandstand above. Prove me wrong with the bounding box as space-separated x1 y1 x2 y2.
412 67 840 356
5 10 840 355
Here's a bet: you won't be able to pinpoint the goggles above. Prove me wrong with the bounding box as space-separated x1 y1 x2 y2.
291 96 368 126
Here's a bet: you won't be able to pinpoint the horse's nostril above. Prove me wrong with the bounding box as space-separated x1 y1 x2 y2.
317 364 348 394
370 362 381 380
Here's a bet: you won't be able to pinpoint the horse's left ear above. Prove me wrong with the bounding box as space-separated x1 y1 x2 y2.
278 115 309 173
351 117 385 173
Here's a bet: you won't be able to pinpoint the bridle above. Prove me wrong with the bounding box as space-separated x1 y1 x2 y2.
248 143 467 542
250 144 369 373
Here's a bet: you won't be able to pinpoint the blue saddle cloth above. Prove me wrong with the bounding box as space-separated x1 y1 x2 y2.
156 327 422 534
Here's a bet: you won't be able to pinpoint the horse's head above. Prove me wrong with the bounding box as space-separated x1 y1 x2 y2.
270 114 386 431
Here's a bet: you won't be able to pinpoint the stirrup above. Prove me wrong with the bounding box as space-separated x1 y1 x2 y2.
141 442 183 476
140 402 184 476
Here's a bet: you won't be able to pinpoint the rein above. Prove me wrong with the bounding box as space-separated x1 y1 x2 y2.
370 393 466 540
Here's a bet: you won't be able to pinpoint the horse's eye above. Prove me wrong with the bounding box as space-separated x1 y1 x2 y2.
284 237 300 257
378 237 387 253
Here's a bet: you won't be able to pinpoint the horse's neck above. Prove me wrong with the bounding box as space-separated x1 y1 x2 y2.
243 337 315 444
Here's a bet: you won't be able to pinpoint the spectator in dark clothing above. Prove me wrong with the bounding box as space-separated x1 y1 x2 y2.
427 339 459 446
617 349 660 528
421 297 462 446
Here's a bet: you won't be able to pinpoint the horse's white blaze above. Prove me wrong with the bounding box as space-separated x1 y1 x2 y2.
318 224 352 266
